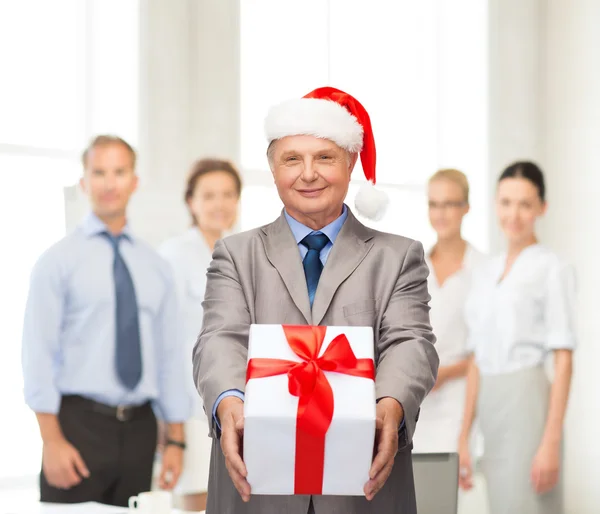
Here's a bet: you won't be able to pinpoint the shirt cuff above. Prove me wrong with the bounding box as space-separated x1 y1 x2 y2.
213 389 245 431
156 399 192 423
25 391 61 416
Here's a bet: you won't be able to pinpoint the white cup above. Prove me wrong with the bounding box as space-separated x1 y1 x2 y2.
128 491 172 513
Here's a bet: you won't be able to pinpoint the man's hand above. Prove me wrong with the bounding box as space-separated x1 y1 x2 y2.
217 396 250 502
158 444 184 490
364 397 403 500
42 437 90 490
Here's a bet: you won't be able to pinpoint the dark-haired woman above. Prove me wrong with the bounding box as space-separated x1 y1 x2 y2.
457 162 576 514
159 158 242 512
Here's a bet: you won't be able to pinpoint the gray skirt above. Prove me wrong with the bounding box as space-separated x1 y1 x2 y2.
478 365 563 514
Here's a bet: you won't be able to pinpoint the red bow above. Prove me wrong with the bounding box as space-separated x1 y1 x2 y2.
246 325 375 494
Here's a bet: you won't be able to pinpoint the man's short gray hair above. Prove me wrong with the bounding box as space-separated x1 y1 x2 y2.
266 140 277 169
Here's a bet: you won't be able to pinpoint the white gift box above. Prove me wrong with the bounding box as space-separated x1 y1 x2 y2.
244 324 376 496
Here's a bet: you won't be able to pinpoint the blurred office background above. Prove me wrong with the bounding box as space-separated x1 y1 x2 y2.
0 1 598 512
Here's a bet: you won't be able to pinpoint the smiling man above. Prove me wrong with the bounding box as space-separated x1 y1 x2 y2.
193 87 439 514
22 135 190 506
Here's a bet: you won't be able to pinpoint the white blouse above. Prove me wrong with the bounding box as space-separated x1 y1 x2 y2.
158 228 214 419
426 244 486 370
413 244 485 453
466 244 577 376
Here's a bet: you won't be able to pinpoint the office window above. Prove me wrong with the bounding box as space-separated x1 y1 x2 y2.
239 0 329 174
0 0 139 487
240 185 284 231
0 156 77 479
240 0 488 251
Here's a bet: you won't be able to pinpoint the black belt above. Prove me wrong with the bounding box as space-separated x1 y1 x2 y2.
61 395 152 422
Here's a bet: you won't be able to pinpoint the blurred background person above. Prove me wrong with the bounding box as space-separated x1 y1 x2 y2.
412 169 484 454
458 162 576 514
159 158 242 512
21 135 190 507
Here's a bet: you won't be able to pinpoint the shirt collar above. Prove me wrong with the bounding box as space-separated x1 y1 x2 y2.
80 211 134 242
284 204 348 244
426 242 474 270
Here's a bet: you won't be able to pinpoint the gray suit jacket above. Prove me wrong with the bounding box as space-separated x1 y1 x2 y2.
193 209 438 514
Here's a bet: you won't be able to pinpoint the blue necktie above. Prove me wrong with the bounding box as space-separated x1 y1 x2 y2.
103 233 142 390
300 233 330 306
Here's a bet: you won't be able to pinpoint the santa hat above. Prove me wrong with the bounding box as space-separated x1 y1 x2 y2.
264 86 389 221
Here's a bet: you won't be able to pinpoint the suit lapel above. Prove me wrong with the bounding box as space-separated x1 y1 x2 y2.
261 212 312 324
312 211 374 325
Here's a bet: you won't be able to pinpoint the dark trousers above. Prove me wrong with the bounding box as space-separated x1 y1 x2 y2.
40 395 158 507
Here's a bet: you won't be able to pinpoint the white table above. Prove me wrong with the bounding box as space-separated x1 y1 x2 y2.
8 502 204 514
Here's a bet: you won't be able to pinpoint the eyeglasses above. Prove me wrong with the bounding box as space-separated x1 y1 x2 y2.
428 201 467 210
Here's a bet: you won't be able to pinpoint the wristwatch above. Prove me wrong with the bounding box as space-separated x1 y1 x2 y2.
166 438 186 450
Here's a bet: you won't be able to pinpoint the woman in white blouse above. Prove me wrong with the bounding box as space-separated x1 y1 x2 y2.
159 158 242 512
412 169 484 454
458 162 576 514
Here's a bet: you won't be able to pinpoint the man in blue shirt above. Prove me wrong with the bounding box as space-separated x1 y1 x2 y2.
22 135 190 506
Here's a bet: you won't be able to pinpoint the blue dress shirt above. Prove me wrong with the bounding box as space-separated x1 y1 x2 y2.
283 204 348 265
212 206 348 427
21 212 190 422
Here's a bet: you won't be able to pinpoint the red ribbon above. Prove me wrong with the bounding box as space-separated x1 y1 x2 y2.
246 325 375 495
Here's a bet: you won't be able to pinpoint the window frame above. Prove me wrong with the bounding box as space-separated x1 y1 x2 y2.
0 0 140 489
239 0 489 252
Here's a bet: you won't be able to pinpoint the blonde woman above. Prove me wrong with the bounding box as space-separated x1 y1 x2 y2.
159 158 242 512
458 162 576 514
412 169 485 454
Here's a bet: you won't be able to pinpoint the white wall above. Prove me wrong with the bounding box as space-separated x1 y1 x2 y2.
487 0 545 252
542 1 600 512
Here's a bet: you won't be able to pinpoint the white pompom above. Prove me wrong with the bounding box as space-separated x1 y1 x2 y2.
354 181 389 221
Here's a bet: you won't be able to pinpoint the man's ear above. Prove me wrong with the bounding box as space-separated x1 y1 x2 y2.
131 173 139 193
348 152 359 174
267 140 277 179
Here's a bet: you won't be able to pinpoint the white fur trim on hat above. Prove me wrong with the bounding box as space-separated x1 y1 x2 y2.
265 98 364 152
354 181 389 221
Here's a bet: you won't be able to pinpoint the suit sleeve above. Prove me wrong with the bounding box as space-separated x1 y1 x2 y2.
376 239 439 444
192 239 251 436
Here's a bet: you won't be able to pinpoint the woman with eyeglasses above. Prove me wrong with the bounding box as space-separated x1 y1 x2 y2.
458 162 576 514
412 169 485 455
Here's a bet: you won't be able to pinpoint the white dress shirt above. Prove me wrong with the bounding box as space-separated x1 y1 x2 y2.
159 228 215 419
465 244 577 376
412 244 485 453
21 212 190 422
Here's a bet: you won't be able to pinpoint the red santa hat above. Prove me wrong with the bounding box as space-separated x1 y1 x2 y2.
264 86 389 221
